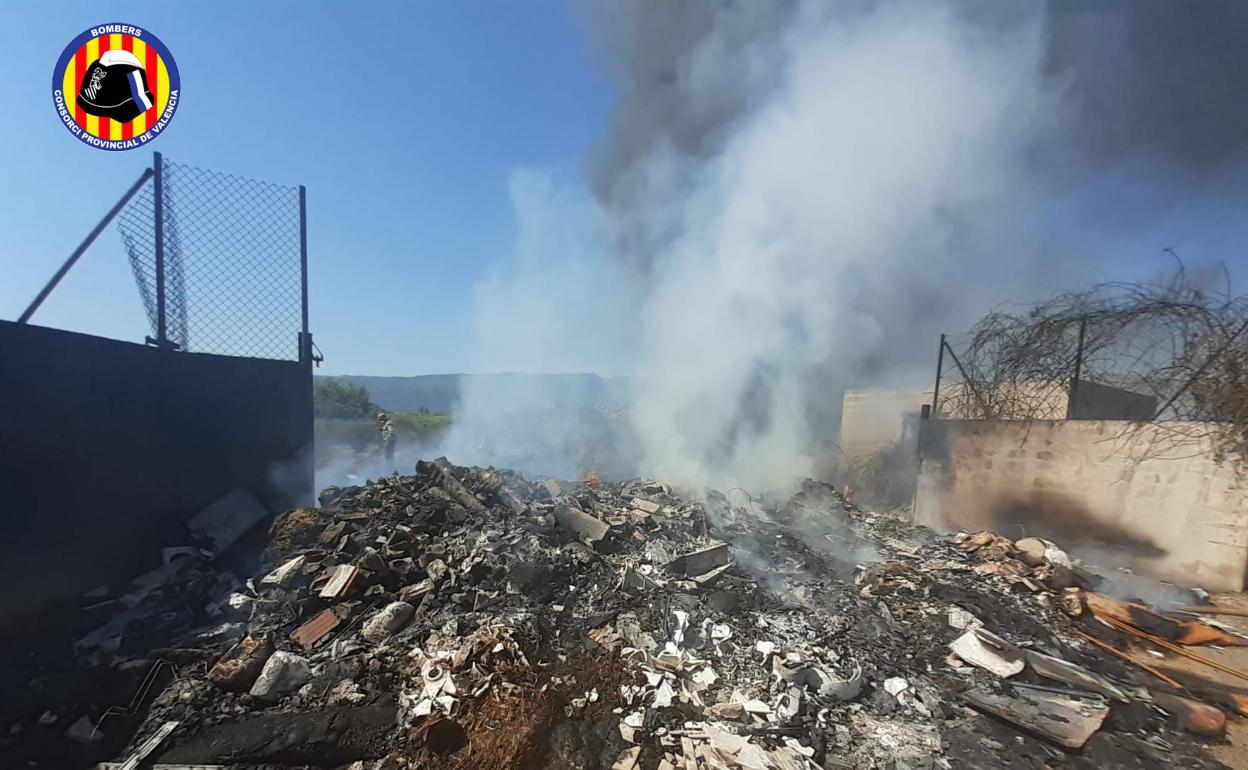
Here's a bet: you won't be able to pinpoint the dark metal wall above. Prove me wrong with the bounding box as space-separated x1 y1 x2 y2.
0 320 312 630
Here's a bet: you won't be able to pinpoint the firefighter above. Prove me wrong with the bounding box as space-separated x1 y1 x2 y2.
376 411 396 467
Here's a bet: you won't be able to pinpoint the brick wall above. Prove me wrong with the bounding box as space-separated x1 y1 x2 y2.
915 419 1248 590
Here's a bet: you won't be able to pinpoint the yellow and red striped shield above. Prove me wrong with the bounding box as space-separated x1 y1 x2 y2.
52 24 180 151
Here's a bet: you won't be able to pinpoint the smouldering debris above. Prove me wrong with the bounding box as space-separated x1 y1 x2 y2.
7 460 1236 769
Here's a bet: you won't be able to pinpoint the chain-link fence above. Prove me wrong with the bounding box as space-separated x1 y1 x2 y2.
933 330 1073 421
117 155 306 361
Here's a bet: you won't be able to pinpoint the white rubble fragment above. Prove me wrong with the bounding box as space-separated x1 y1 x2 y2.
883 677 909 697
775 689 801 721
261 555 306 585
362 601 416 642
1043 542 1072 568
670 610 690 647
422 660 456 698
655 649 683 672
947 606 982 630
249 651 311 701
328 678 368 705
425 558 449 582
784 738 815 757
822 665 863 702
434 694 456 713
620 710 646 743
690 665 718 690
700 619 734 656
949 628 1025 678
704 725 746 755
777 656 862 702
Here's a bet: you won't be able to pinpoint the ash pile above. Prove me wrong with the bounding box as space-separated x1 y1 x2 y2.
22 458 1245 769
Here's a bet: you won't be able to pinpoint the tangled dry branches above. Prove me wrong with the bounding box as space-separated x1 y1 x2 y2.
942 264 1248 460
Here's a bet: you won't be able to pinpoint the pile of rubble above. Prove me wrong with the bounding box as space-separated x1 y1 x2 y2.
7 458 1244 769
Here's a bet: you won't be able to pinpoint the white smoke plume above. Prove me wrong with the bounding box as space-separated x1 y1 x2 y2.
625 2 1051 492
438 170 641 479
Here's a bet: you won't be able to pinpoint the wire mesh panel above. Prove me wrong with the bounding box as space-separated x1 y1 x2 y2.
117 156 303 360
936 328 1075 421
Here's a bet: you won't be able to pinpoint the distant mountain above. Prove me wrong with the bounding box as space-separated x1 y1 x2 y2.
317 373 629 414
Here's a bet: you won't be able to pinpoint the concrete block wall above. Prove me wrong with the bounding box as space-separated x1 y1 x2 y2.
915 419 1248 590
838 380 1149 463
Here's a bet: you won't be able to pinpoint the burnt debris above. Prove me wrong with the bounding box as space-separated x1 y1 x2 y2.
2 460 1236 769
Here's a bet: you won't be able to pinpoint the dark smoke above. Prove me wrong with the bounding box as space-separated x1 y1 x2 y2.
1042 0 1248 171
590 0 1248 237
584 0 794 270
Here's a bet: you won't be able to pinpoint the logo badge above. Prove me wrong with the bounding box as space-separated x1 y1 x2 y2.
52 24 180 151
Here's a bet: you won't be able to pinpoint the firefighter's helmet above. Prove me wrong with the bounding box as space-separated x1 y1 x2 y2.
77 50 155 122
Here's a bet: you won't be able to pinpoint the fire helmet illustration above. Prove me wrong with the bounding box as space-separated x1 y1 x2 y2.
77 49 154 122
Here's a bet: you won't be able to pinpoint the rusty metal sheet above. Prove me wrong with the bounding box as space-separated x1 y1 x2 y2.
1153 691 1227 735
1084 591 1248 646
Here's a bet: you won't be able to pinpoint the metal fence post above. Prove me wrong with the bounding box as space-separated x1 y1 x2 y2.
1067 315 1087 419
153 151 167 347
299 185 309 363
17 168 153 324
943 343 992 419
931 333 946 416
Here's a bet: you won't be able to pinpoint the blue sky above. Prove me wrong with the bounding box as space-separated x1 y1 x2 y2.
0 2 609 374
3 3 1246 376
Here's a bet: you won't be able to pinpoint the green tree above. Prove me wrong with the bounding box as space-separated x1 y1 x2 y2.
314 379 378 419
